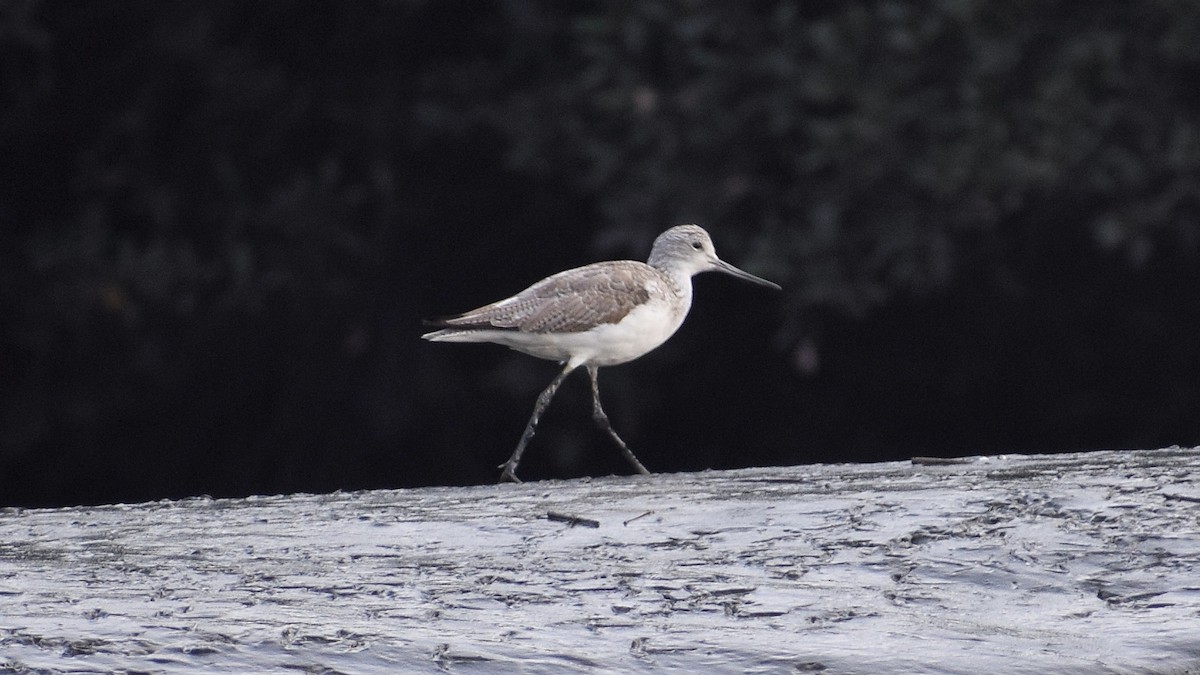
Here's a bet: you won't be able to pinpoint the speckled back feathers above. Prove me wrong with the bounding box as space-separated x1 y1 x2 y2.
424 261 669 335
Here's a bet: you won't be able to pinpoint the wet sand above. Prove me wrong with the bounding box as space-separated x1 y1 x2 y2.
2 447 1198 673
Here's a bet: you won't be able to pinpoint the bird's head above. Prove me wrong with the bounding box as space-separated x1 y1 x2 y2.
648 224 780 289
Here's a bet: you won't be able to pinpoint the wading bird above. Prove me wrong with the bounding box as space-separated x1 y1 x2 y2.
423 224 780 482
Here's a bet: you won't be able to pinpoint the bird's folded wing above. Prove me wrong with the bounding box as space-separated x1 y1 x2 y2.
432 262 654 334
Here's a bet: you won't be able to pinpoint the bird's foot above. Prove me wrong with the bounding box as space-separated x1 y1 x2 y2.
498 462 522 483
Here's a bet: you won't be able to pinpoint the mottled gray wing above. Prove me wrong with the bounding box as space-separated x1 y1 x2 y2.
431 261 654 333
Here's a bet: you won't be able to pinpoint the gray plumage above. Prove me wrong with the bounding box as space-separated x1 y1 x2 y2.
423 261 661 337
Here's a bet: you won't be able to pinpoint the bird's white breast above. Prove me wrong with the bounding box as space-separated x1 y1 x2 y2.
568 292 688 367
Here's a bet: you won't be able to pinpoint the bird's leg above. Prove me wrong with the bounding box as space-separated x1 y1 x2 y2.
588 366 651 476
499 364 575 483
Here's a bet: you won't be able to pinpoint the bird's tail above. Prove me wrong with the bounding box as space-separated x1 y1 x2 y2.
421 327 484 342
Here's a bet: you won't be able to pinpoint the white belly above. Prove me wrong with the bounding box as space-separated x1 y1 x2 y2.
481 296 688 367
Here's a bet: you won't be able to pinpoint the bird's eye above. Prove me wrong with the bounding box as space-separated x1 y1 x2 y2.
691 241 703 250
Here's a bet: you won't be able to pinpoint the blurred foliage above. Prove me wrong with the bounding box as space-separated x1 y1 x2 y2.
2 0 1199 506
441 1 1200 322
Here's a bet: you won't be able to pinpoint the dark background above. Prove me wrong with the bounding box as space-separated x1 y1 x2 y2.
3 1 1199 508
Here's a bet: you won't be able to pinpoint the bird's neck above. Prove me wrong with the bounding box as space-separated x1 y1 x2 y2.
658 265 694 307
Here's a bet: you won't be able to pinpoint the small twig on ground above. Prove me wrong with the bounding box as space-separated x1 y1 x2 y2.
911 456 975 466
546 511 600 528
623 511 654 526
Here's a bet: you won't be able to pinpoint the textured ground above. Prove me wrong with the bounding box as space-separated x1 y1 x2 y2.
2 447 1198 674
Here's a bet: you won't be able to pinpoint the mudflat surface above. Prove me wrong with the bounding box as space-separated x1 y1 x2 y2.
2 448 1199 674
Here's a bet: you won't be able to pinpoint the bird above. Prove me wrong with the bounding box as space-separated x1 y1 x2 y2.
422 224 781 483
